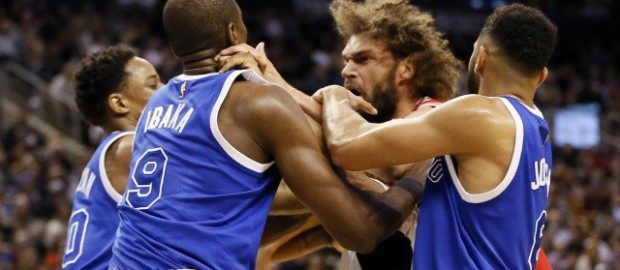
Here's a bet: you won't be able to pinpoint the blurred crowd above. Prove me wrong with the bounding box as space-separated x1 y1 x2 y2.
1 0 619 269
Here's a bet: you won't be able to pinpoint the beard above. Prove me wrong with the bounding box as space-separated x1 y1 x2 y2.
466 56 480 94
359 72 399 123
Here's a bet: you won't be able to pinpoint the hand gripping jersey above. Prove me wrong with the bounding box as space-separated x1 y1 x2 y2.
62 131 132 270
413 96 552 269
110 70 281 270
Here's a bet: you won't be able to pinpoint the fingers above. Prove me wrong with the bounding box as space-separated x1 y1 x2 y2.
311 85 339 105
252 42 270 64
311 91 324 105
350 95 378 115
216 43 256 60
255 42 265 55
247 42 274 73
217 52 260 73
311 86 377 115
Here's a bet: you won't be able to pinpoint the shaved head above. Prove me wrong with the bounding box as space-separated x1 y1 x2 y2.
163 0 246 57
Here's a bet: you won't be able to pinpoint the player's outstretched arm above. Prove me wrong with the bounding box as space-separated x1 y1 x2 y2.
238 83 416 253
317 86 502 171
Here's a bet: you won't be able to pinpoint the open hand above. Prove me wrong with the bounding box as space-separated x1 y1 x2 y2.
312 85 377 116
216 42 289 88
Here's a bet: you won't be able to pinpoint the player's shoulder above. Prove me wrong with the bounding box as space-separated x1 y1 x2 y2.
441 94 512 119
446 94 497 107
106 133 134 168
426 94 514 137
232 80 291 99
230 80 300 119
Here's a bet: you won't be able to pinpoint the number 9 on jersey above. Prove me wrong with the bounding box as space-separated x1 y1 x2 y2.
125 147 169 210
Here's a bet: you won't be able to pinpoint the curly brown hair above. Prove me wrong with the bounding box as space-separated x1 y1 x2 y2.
330 0 462 101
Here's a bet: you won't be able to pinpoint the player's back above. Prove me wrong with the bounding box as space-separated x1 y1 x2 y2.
110 70 281 270
414 96 552 269
62 131 131 270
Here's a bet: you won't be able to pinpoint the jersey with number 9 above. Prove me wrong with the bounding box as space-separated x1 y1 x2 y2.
110 70 281 269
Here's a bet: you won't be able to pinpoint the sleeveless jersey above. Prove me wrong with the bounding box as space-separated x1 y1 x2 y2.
62 131 132 270
413 96 552 269
110 70 281 270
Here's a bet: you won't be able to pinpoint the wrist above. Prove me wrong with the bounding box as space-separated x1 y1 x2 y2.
395 176 424 201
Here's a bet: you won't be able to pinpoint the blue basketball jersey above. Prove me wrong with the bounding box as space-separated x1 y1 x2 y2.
413 97 552 269
110 70 281 270
62 131 132 270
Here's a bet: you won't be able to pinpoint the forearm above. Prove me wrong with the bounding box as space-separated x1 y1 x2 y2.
270 182 309 216
357 186 417 248
304 179 415 253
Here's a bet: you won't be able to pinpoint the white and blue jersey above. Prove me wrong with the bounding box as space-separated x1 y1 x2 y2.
110 70 281 270
413 96 552 269
62 131 132 270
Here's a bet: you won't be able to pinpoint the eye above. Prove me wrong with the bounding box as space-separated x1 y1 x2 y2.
357 56 371 63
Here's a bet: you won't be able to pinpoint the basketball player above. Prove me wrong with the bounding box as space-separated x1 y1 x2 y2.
217 1 460 268
62 46 161 269
313 4 556 269
109 0 420 269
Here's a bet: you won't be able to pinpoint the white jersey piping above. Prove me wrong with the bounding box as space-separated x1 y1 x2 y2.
98 131 134 203
176 73 218 81
209 69 275 173
445 97 524 203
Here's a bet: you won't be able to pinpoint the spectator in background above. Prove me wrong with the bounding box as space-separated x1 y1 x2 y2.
0 0 619 269
48 61 77 108
0 18 20 61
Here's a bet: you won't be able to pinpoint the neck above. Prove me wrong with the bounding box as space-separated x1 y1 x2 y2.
478 66 537 107
180 49 219 75
393 95 421 119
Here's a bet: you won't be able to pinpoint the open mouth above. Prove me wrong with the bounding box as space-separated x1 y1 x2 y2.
347 88 362 96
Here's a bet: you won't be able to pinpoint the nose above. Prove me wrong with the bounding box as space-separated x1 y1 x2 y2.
341 62 356 80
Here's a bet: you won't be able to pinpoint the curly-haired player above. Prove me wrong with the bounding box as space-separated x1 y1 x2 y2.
62 45 161 270
315 3 557 269
217 1 461 269
330 0 460 122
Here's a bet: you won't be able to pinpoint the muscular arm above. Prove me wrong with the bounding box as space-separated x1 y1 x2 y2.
240 84 416 253
362 106 436 182
105 134 134 195
322 90 506 171
269 114 325 215
269 182 308 215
